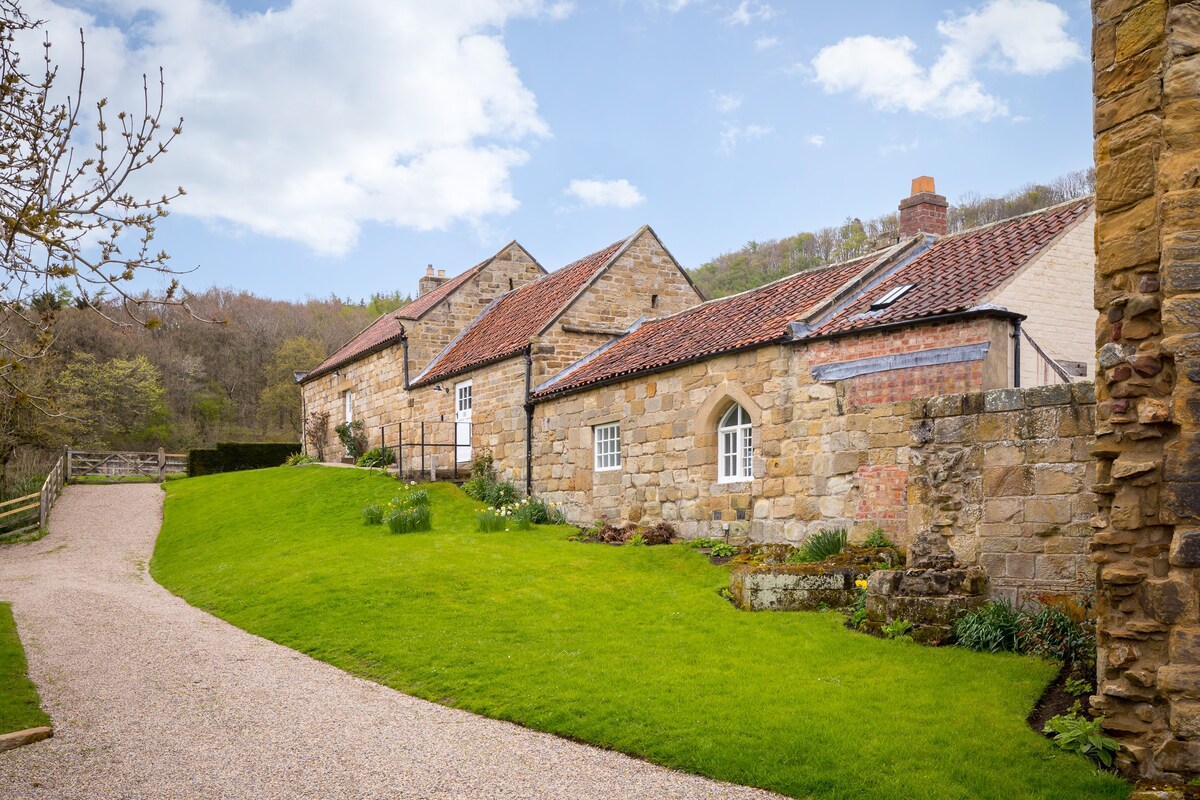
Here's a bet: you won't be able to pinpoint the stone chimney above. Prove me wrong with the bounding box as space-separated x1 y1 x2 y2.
418 264 448 297
898 176 949 238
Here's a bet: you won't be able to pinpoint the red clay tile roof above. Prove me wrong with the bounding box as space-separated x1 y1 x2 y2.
414 236 630 386
810 198 1092 336
303 253 504 382
532 255 876 398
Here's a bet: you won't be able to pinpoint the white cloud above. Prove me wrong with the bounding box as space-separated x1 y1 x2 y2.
805 134 825 147
754 35 779 51
565 178 646 208
879 139 919 156
719 122 771 152
727 1 775 26
712 91 744 113
811 0 1081 120
14 0 564 256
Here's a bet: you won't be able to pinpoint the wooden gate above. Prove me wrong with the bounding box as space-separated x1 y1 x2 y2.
67 449 188 481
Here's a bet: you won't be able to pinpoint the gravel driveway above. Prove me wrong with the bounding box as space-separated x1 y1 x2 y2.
0 484 781 799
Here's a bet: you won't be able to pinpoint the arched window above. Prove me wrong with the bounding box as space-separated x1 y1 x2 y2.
718 403 752 482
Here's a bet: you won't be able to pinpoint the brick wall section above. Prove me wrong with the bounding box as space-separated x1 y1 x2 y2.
1090 0 1200 777
805 317 1013 409
990 208 1098 386
908 383 1099 607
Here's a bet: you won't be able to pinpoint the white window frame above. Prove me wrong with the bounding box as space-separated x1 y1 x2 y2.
718 404 753 483
593 422 621 472
343 390 354 424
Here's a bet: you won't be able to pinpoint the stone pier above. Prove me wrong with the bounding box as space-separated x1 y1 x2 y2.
1090 0 1200 779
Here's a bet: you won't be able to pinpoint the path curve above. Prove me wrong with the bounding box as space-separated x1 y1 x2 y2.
0 484 781 800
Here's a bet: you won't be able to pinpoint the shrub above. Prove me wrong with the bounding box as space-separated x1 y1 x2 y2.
1043 703 1120 767
709 542 736 557
849 579 868 629
628 533 647 546
792 529 847 563
285 452 318 466
1064 676 1093 697
574 521 676 545
689 537 722 549
362 504 384 525
461 453 521 509
863 528 892 548
334 421 368 461
476 508 508 532
189 442 302 477
356 447 396 469
1019 603 1096 671
954 600 1023 653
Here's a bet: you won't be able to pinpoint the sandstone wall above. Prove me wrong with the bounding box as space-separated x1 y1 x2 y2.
907 383 1099 607
536 229 703 384
533 316 1007 545
1090 0 1200 777
406 244 545 373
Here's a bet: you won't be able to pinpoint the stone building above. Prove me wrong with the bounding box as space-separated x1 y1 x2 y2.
300 182 1096 535
298 226 702 483
529 195 1096 546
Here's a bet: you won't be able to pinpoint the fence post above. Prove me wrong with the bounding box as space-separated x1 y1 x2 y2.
380 426 386 470
397 422 404 479
453 419 459 481
65 448 72 483
157 448 166 483
420 421 425 480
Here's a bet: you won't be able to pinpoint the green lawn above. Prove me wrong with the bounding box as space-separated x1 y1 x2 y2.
152 467 1129 800
0 602 49 734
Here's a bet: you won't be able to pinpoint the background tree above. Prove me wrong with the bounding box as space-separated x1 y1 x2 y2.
56 353 166 448
257 336 325 440
0 0 185 480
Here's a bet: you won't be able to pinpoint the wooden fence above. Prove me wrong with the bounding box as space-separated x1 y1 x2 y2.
0 451 67 537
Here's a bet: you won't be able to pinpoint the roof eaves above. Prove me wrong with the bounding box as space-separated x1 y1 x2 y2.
532 336 788 403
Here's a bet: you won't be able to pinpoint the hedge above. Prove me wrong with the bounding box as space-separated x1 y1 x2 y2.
188 442 301 477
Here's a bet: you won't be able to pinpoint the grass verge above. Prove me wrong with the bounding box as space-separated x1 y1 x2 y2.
152 467 1129 800
0 602 49 734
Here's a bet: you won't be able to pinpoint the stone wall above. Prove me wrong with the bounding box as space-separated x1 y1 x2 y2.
907 383 1099 607
1090 0 1200 778
533 315 1012 544
534 228 703 384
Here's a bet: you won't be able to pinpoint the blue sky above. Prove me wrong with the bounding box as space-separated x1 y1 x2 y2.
24 0 1094 302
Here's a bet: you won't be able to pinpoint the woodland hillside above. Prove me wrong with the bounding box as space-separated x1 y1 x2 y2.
687 169 1095 299
0 289 406 487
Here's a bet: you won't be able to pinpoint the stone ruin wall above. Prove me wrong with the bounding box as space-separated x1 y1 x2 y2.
905 383 1099 608
1090 0 1200 778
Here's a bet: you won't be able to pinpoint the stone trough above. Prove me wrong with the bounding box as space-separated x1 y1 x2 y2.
728 544 901 612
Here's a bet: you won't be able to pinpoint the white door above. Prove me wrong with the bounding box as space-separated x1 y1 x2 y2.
455 381 472 463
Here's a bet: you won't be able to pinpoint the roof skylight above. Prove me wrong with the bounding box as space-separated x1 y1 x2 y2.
869 283 916 310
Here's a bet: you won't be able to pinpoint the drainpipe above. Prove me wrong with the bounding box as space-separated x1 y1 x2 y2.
524 347 534 497
1011 318 1022 389
399 325 411 389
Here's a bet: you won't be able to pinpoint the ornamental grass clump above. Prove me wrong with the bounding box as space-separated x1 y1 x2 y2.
361 504 384 525
356 447 396 469
953 600 1022 653
476 508 508 532
791 528 847 563
381 483 433 534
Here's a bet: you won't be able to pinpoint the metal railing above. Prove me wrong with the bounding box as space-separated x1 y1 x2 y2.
377 420 472 481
